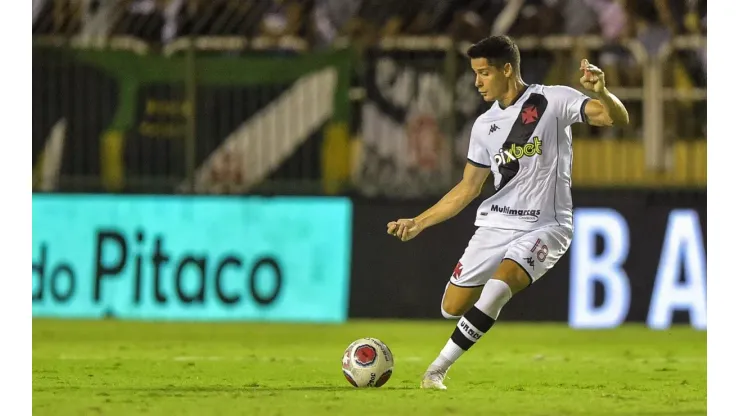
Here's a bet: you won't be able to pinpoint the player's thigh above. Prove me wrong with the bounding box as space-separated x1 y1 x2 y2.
500 225 573 289
443 227 520 315
492 259 532 295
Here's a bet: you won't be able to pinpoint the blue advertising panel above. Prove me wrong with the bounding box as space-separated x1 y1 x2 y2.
32 195 353 322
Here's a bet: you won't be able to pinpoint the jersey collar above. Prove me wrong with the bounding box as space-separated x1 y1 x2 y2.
495 83 530 110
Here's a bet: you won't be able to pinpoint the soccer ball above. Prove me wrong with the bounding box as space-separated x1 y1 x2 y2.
341 338 394 388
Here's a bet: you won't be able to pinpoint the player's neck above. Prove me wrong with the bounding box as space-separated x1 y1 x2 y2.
497 79 528 109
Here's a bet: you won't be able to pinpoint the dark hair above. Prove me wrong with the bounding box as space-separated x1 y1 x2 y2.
466 35 521 74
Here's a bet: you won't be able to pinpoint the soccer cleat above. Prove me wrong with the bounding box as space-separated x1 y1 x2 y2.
420 368 448 390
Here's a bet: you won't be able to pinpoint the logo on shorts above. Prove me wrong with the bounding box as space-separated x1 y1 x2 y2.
452 262 463 279
490 205 541 222
524 257 535 269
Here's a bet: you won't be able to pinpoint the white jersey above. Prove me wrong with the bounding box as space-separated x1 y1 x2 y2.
466 84 590 231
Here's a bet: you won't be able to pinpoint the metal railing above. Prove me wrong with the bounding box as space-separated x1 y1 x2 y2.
32 30 707 195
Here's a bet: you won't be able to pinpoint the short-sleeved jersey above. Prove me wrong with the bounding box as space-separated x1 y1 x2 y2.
466 84 590 231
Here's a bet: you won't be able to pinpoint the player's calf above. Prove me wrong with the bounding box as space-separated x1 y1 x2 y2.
428 278 513 372
424 261 530 385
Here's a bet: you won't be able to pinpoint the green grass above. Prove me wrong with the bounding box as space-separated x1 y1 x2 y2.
33 319 706 415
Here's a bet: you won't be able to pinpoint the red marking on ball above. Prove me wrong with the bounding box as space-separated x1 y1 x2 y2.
354 345 377 366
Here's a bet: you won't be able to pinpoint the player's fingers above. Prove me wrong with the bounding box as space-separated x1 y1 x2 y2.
587 65 603 75
580 77 594 88
580 59 589 69
582 70 597 82
395 223 406 238
401 228 408 241
387 222 397 234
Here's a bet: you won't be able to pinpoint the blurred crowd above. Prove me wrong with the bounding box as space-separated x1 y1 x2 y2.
31 0 708 82
33 0 707 140
32 0 706 47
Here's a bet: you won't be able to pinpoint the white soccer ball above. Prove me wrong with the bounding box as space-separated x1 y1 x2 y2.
341 337 395 388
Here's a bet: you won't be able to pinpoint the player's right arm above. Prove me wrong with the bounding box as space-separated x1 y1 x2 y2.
387 161 490 242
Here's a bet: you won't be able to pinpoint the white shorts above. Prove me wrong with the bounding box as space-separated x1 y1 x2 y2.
449 225 573 288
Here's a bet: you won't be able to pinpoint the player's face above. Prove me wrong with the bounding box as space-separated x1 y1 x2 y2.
470 58 509 102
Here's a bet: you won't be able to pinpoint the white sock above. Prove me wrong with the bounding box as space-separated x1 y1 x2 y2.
427 279 513 372
430 339 463 369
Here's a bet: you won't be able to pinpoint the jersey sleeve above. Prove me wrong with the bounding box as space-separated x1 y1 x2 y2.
466 122 491 168
545 85 591 126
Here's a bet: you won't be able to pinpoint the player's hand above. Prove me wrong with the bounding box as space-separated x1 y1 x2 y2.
386 218 423 242
579 59 606 94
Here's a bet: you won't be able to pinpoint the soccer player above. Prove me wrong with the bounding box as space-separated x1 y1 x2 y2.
386 35 630 390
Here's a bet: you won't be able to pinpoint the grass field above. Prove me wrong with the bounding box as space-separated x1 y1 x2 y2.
32 319 706 416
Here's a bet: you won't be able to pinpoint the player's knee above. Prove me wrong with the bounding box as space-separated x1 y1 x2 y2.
440 297 465 319
477 278 513 320
441 304 462 319
494 260 532 295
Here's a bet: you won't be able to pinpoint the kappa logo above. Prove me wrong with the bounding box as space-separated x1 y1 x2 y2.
489 124 500 134
354 345 377 367
524 257 535 269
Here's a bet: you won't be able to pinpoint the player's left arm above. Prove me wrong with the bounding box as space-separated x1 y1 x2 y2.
579 59 630 127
